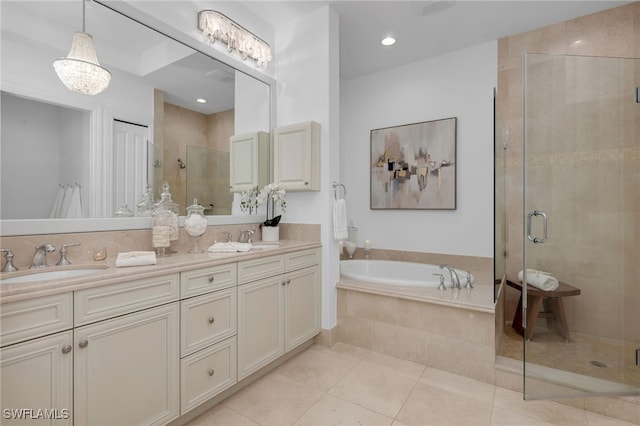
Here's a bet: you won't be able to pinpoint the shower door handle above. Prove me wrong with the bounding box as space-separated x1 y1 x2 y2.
527 210 548 244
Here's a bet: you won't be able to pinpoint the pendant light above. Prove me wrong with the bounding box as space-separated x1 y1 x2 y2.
53 0 111 95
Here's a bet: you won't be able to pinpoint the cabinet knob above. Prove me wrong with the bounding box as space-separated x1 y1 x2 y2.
78 340 88 349
208 316 215 324
304 181 309 185
286 279 291 284
281 281 286 286
208 276 215 283
61 344 72 354
208 369 215 376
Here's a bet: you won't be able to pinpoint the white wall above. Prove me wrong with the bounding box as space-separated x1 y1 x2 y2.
274 6 341 329
2 38 153 126
340 41 497 258
1 93 90 220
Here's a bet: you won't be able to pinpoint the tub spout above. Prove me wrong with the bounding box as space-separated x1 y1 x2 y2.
439 264 461 289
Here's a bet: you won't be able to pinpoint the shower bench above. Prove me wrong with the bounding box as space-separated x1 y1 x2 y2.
507 279 581 342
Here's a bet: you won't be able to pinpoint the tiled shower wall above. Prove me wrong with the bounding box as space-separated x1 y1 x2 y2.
497 2 640 341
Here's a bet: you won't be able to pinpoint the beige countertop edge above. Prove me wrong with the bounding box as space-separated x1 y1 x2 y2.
336 278 496 314
0 241 322 304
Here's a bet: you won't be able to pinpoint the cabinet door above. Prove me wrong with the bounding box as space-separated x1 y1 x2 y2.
237 276 284 380
229 131 269 192
273 121 320 191
0 331 73 426
74 303 180 426
285 265 321 352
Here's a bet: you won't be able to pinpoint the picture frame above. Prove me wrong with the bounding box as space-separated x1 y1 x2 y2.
370 117 457 210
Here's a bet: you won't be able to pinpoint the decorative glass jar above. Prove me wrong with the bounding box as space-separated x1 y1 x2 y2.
184 199 208 253
136 184 154 217
152 182 179 256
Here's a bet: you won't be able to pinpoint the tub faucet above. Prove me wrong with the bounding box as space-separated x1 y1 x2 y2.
30 244 56 269
439 264 461 289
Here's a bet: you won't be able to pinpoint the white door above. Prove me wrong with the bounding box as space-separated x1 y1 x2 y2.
1 331 73 426
74 303 180 426
237 276 284 379
112 120 149 216
284 266 321 352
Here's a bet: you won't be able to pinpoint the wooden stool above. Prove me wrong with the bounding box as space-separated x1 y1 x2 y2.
507 279 581 341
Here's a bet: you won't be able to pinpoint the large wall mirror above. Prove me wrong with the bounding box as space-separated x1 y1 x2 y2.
0 0 272 235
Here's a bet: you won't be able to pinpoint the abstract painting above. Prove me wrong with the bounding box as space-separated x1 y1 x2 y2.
370 117 457 210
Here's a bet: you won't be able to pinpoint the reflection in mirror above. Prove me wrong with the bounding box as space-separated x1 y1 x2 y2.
0 0 270 227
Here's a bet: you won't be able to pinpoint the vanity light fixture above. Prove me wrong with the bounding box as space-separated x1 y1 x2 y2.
381 36 396 46
53 0 111 95
197 10 271 69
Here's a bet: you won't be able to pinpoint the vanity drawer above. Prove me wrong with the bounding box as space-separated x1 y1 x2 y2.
237 255 285 284
181 288 236 356
181 263 236 298
1 293 73 347
181 336 237 415
285 248 320 272
75 273 180 326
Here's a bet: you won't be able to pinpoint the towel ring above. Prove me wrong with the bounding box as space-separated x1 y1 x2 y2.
333 182 346 200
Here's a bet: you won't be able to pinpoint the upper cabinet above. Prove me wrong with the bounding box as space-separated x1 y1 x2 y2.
229 131 270 193
273 121 320 192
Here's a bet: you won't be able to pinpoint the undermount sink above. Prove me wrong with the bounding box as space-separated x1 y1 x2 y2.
1 265 109 284
250 242 282 250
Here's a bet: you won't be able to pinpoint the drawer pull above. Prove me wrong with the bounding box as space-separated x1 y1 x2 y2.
61 344 72 354
281 281 286 286
208 276 215 283
208 369 215 376
208 316 215 324
78 339 88 349
286 279 291 285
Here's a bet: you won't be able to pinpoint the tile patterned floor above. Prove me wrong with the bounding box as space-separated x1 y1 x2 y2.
186 343 637 426
499 325 640 387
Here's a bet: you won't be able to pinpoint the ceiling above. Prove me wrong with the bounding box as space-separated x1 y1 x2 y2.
241 0 634 79
3 1 633 114
1 0 237 115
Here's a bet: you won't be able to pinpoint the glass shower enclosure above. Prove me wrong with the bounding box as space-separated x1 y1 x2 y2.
522 53 639 399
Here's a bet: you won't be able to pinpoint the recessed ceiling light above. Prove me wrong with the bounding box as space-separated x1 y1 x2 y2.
381 37 396 46
196 98 207 103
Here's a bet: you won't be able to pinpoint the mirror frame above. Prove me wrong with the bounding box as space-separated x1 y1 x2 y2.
0 0 276 236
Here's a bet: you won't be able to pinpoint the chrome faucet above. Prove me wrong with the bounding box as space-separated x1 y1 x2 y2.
439 264 461 289
238 229 255 243
0 249 19 272
56 243 81 266
30 244 56 269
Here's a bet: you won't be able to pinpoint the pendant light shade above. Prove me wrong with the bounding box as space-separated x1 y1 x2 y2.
53 1 111 95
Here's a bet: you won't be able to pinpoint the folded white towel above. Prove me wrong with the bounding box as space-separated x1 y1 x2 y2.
116 251 157 267
208 242 252 253
517 269 559 291
333 199 348 240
